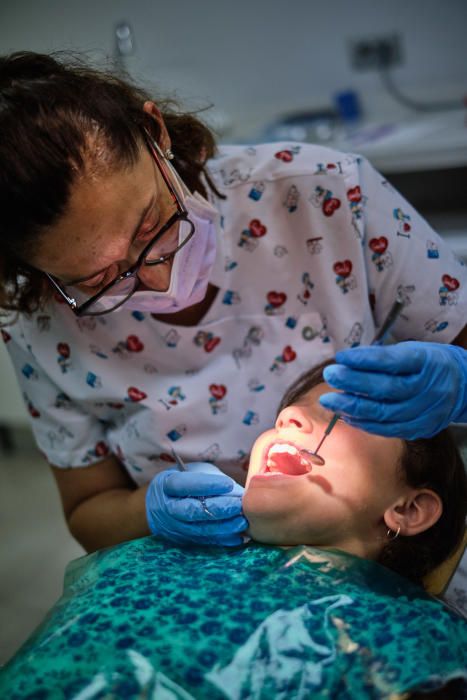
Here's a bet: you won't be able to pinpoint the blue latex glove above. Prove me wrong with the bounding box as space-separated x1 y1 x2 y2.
320 341 467 439
145 461 248 546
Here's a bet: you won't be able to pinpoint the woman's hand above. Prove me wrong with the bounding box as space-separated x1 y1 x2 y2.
146 462 248 546
319 341 467 439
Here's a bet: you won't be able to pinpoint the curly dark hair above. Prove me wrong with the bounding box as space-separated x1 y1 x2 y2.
0 51 223 315
279 359 467 585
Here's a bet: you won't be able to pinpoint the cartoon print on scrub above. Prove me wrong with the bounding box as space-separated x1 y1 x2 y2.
23 391 40 418
166 423 187 443
232 326 264 369
198 443 221 463
333 260 357 294
439 274 460 306
347 186 367 241
112 334 145 359
369 237 393 272
125 386 147 403
158 385 186 411
306 237 323 255
314 161 343 175
248 181 265 202
82 440 110 465
163 329 181 348
193 330 222 353
297 272 315 306
274 145 301 163
36 315 51 332
238 218 268 252
21 362 39 380
248 378 265 393
89 344 108 359
283 185 300 213
209 383 228 415
224 256 238 271
301 314 332 344
57 342 72 373
394 208 412 238
47 424 75 451
396 284 415 310
427 241 440 259
425 317 449 335
269 344 297 375
222 290 241 305
344 322 363 347
274 245 288 258
309 186 341 217
243 409 259 426
264 291 287 316
219 166 252 187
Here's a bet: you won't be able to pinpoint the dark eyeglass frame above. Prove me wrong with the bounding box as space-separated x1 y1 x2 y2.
45 129 195 317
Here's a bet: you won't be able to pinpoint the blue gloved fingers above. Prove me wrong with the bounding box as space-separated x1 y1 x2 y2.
334 343 425 374
319 392 426 424
164 471 235 498
165 514 249 538
182 461 226 475
322 365 425 402
166 495 245 522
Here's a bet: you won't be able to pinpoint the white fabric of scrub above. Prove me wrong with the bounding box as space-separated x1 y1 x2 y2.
2 142 466 486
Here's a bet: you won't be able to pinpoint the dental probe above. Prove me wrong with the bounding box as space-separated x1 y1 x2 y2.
300 295 405 467
170 448 215 517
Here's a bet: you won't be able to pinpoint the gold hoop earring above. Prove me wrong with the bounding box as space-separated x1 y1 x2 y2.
386 526 401 541
164 148 174 160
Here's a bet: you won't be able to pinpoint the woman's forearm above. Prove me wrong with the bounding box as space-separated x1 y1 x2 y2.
67 485 151 553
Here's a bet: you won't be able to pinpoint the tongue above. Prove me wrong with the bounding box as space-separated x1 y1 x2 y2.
268 452 309 475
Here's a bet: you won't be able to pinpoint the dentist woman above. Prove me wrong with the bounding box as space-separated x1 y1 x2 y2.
1 51 466 552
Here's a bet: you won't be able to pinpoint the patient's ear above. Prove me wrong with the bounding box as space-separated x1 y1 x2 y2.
384 489 443 537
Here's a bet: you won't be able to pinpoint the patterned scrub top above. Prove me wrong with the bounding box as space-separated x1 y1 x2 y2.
0 539 466 699
2 142 466 484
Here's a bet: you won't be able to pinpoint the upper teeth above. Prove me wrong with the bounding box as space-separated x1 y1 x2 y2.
268 444 299 456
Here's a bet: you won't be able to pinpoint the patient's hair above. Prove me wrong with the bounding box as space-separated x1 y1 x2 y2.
278 360 467 585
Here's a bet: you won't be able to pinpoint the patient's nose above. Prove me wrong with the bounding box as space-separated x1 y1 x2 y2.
275 406 313 432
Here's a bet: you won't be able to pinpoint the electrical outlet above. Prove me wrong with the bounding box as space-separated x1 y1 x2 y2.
349 34 403 70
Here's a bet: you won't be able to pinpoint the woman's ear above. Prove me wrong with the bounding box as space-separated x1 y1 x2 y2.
384 489 443 537
143 101 171 152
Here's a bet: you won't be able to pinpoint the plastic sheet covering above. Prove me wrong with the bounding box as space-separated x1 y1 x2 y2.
0 538 466 699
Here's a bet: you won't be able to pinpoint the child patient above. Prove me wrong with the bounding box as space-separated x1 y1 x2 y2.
243 360 467 584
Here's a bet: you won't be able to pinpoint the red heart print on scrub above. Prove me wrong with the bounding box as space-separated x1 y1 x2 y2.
347 186 362 203
282 345 297 362
205 336 221 353
442 275 460 291
369 237 388 254
274 150 294 162
1 329 11 343
322 198 341 217
160 452 176 463
403 222 411 232
333 260 353 278
249 219 267 238
126 335 144 352
210 384 227 400
57 342 70 358
127 386 147 402
95 441 109 457
267 291 287 308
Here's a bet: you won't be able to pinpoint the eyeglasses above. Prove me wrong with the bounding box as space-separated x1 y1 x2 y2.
45 130 195 316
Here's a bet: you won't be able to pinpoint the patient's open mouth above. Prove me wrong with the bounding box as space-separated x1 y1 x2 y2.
262 442 312 476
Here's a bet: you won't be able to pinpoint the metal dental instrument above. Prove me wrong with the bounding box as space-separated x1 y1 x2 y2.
170 448 215 517
300 295 405 467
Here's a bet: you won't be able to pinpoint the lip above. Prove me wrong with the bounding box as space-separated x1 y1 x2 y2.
258 439 313 477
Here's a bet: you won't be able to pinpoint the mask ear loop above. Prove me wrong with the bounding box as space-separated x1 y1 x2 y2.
386 526 401 541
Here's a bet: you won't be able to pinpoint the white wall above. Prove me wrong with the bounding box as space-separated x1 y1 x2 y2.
1 0 466 137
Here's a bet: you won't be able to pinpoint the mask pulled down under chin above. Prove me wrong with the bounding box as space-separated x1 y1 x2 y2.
98 192 218 314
